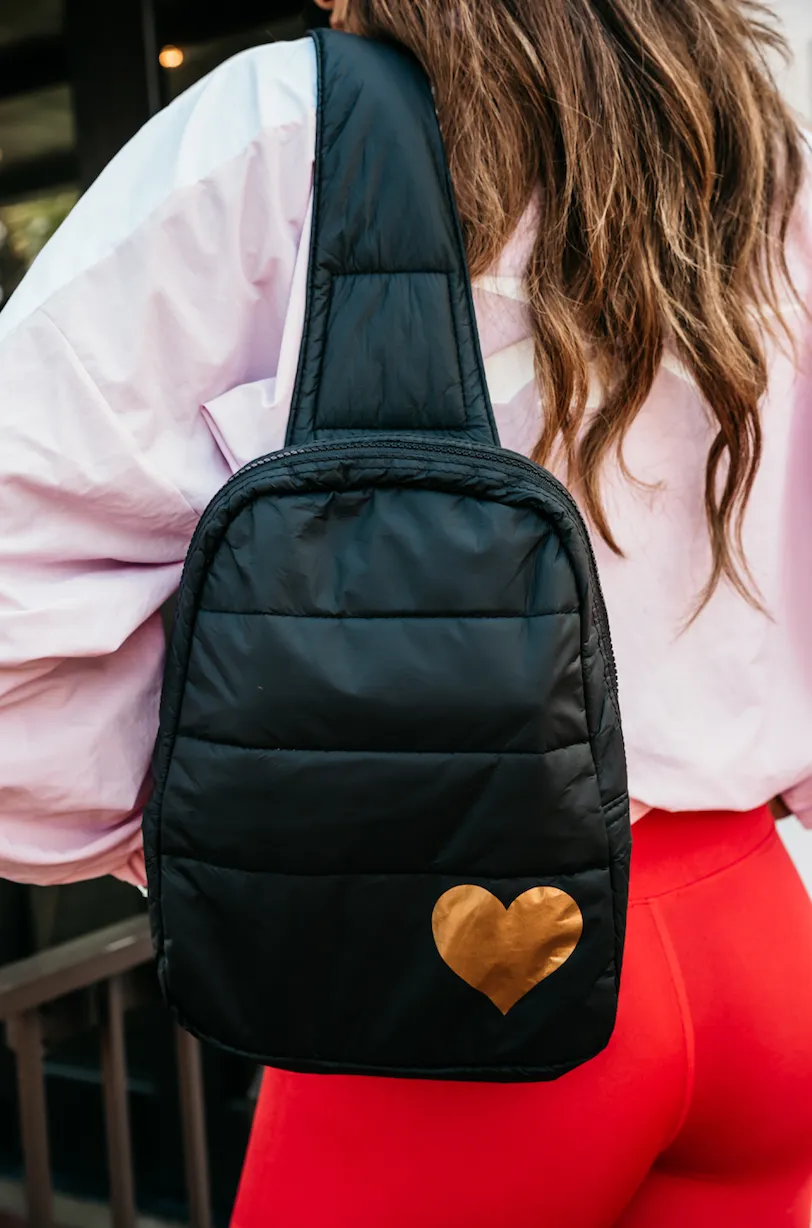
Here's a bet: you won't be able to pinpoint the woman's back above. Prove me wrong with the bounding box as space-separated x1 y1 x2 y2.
0 8 811 1225
474 173 812 820
1 35 810 873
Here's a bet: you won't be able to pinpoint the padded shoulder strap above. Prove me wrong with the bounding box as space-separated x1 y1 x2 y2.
285 29 498 447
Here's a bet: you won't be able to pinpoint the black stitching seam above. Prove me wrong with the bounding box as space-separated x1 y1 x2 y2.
161 851 612 878
174 733 595 756
195 609 582 619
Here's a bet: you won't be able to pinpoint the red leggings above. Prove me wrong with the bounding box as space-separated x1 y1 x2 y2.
232 807 812 1227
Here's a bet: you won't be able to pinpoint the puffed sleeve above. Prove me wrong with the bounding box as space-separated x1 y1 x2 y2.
0 38 316 885
783 779 812 829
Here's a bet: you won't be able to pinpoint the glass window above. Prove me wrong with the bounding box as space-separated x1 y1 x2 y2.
0 84 75 170
0 186 78 305
0 0 63 47
159 15 306 103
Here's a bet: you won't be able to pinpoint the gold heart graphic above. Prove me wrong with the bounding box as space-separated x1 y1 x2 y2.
431 885 583 1014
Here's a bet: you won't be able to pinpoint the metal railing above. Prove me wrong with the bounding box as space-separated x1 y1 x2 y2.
0 916 211 1228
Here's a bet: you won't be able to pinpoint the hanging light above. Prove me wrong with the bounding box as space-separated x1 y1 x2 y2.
159 45 184 69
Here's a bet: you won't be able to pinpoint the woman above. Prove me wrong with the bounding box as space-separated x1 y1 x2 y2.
0 0 810 1223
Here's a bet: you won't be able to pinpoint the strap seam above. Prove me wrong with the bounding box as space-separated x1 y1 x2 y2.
432 92 498 445
285 28 326 445
331 269 455 277
309 271 335 438
443 270 470 431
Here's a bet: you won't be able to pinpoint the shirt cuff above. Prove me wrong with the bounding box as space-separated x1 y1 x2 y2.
111 846 147 891
629 799 652 824
782 777 812 830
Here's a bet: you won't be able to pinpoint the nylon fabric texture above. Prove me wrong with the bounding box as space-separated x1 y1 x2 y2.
232 806 812 1228
143 30 630 1080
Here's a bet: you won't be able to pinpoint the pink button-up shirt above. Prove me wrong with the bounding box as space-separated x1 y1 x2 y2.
1 37 811 889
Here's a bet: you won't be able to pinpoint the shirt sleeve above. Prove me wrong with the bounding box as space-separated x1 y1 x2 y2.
0 39 315 885
782 152 812 836
782 779 812 829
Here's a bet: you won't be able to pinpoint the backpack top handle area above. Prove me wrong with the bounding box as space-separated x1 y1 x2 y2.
286 29 500 448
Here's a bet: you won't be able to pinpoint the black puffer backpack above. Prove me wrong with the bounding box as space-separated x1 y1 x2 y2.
144 28 631 1082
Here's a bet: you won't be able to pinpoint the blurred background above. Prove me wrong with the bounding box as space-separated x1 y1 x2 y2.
0 1 809 1226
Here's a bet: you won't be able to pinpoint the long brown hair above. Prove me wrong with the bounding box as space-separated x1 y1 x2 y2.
342 0 805 609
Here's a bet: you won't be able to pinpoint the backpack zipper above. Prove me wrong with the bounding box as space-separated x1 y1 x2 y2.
182 437 619 697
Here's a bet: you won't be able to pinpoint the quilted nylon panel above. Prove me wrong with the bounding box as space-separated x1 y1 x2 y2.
144 30 630 1081
286 33 496 445
146 449 629 1079
199 488 577 616
159 859 617 1077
